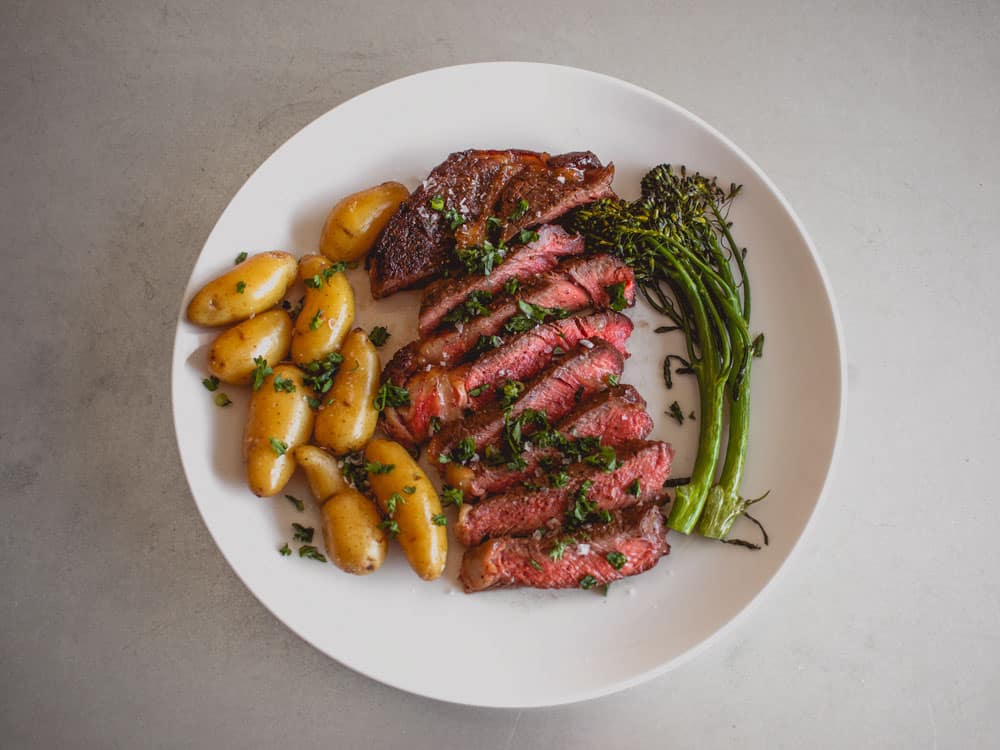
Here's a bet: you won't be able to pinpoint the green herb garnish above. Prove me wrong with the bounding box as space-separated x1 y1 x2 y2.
234 251 248 264
579 575 598 590
368 326 390 347
529 559 543 571
517 229 539 245
606 551 627 570
269 437 288 456
441 486 464 507
402 485 416 495
431 514 447 526
373 382 410 411
273 375 296 393
251 356 272 391
308 309 324 330
499 379 524 407
549 538 570 561
214 393 232 407
428 194 445 211
302 352 344 393
549 471 570 488
510 198 529 221
292 523 314 543
606 282 628 311
626 478 641 496
385 492 405 515
235 280 246 294
667 401 684 425
378 520 400 538
278 543 291 556
364 460 394 475
285 494 304 511
202 375 220 391
298 545 326 562
468 384 489 398
504 277 520 296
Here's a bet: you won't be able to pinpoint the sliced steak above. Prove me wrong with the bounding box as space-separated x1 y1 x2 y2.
454 440 673 546
427 339 625 464
368 149 616 298
381 312 633 445
444 385 653 498
460 505 670 593
418 225 585 335
385 253 635 376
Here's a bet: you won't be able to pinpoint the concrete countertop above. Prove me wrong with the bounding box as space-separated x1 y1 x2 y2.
2 1 998 747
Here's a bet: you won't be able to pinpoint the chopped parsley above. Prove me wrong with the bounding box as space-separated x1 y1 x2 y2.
292 523 314 543
308 309 324 331
202 375 220 392
378 519 400 538
549 538 571 561
341 452 369 492
441 486 464 507
549 471 570 488
442 437 477 465
472 334 504 354
307 397 321 410
234 251 248 264
304 274 323 289
606 551 627 570
529 559 543 571
626 478 641 497
322 262 347 279
501 408 549 458
273 375 296 393
667 401 685 425
364 460 394 475
428 194 445 211
456 240 505 276
583 445 620 473
214 393 232 407
606 282 628 311
402 485 417 495
504 277 520 296
302 352 344 393
235 280 246 294
428 416 442 435
443 290 493 325
269 437 288 456
384 492 405 515
517 229 539 245
510 198 530 222
368 326 390 347
285 494 304 511
468 383 489 398
504 299 569 333
579 575 598 590
251 356 272 391
373 382 410 411
566 479 597 526
499 380 524 407
278 543 291 556
298 545 326 562
752 333 765 358
486 215 503 231
431 513 447 526
443 207 465 230
606 373 619 387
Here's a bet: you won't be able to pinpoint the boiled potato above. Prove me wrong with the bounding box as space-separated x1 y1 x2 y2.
320 489 387 575
207 310 292 385
319 181 409 262
291 255 354 365
187 251 297 326
293 445 348 503
243 364 314 497
364 439 446 581
314 328 380 455
443 463 475 497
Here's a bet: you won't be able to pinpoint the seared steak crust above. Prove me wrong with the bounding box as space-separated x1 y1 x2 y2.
460 505 669 593
368 150 615 298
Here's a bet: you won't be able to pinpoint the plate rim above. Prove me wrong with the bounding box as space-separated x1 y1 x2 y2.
170 61 847 708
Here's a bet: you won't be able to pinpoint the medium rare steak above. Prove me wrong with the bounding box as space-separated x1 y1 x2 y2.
427 340 625 465
381 312 634 445
418 225 585 335
460 505 670 593
368 150 615 298
384 253 635 376
454 440 673 546
444 385 654 498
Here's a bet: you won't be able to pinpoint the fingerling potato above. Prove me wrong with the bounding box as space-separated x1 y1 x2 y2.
293 445 348 503
291 255 354 365
364 439 446 581
207 310 292 385
320 489 387 575
314 328 379 454
187 251 297 326
320 181 409 263
244 364 314 497
443 463 475 497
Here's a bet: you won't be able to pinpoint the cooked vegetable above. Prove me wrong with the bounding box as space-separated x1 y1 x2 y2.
364 439 446 580
291 255 355 365
207 310 292 385
314 328 380 455
320 488 388 575
320 181 410 262
187 251 297 326
244 364 314 496
568 164 761 539
293 445 348 502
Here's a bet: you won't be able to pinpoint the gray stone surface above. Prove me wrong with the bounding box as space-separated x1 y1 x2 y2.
2 1 998 747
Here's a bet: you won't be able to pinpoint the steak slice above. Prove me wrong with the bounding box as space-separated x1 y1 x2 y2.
427 339 624 465
460 505 670 593
381 312 633 445
454 440 673 546
418 225 585 335
444 385 653 498
368 149 615 298
384 253 635 376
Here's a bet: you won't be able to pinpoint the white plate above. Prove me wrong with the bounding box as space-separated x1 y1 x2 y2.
171 63 845 708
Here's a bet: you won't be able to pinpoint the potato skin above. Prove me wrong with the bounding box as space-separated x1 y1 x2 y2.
364 439 446 580
320 489 387 575
187 251 297 326
293 445 348 503
291 255 355 365
207 310 292 385
243 364 314 497
443 464 475 496
320 181 409 263
314 329 380 455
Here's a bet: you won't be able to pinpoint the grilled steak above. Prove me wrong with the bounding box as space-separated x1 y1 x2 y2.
368 149 616 298
454 440 673 546
381 312 634 445
384 253 635 376
418 224 584 335
460 504 670 593
444 385 653 498
428 340 625 465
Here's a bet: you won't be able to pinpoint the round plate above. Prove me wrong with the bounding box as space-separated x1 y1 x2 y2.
171 63 845 707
